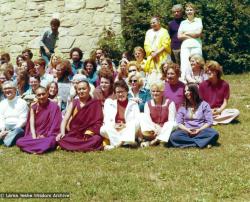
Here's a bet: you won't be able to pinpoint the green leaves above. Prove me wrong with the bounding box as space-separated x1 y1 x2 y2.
96 0 249 73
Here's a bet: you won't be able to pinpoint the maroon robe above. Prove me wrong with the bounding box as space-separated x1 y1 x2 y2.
16 100 62 154
58 98 103 152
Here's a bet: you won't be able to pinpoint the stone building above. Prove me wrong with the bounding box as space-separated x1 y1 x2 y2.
0 0 122 61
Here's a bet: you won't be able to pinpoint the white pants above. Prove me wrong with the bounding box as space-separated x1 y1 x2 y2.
139 113 177 142
213 109 240 125
180 46 202 81
100 120 140 146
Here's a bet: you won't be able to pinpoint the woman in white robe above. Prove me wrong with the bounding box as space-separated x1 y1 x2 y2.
100 80 140 150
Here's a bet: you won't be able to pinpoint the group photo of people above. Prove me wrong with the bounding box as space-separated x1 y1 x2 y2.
0 2 240 154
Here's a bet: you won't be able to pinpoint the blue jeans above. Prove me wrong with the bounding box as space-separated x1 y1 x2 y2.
2 128 24 147
169 128 219 148
40 48 54 66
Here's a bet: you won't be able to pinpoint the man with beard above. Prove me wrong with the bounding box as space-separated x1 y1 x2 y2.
70 47 84 75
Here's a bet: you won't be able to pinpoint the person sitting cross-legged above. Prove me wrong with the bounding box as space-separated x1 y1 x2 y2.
139 80 177 147
169 83 219 148
199 60 240 124
0 81 28 147
100 80 140 150
56 80 103 152
16 86 62 154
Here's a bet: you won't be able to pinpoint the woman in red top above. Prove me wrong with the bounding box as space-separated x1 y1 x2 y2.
139 80 176 147
199 60 239 124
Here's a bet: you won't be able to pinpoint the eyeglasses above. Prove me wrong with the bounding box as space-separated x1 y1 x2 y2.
129 80 137 83
128 69 136 73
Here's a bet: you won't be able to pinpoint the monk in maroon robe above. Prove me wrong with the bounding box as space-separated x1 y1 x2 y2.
17 87 62 154
56 80 103 152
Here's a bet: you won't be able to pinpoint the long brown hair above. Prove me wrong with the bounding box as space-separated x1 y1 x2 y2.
184 83 202 109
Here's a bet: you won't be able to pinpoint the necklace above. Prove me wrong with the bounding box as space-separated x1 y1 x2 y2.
189 107 196 119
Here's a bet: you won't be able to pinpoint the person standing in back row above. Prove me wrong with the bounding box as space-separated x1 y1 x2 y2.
144 16 171 75
178 3 203 81
168 4 184 65
40 18 60 66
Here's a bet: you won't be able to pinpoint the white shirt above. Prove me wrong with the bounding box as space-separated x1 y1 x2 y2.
40 73 54 88
103 98 140 127
178 17 203 48
0 97 28 131
145 28 166 52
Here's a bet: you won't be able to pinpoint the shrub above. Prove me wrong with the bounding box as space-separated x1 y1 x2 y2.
97 27 126 66
96 0 249 73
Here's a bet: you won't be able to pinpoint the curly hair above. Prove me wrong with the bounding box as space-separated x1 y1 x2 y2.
70 47 83 60
50 18 60 27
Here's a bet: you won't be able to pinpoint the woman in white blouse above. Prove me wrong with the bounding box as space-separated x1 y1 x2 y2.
100 80 140 150
178 2 203 81
185 54 207 84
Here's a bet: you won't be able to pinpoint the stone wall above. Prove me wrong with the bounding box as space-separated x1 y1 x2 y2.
0 0 121 61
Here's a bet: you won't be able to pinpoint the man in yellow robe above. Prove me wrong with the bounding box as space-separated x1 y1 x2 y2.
144 17 171 74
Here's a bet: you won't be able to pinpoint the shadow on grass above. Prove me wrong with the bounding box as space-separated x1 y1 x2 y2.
230 119 240 125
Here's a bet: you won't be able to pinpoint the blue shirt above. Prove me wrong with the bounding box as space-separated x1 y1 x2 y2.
40 29 59 52
86 71 98 86
71 61 84 75
128 88 151 112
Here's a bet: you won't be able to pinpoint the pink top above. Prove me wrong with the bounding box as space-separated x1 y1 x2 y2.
148 99 170 127
164 81 185 110
199 79 230 108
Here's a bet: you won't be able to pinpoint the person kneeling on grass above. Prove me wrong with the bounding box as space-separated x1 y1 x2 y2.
139 80 177 147
169 83 219 148
100 80 140 150
16 86 62 154
0 81 28 146
56 80 103 152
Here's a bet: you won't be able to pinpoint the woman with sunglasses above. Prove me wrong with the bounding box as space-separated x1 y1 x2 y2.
128 61 149 88
128 72 151 112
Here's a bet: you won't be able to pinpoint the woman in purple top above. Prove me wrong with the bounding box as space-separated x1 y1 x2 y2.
169 83 219 148
16 86 62 154
163 62 185 110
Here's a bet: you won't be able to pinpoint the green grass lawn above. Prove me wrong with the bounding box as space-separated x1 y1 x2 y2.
0 74 250 202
